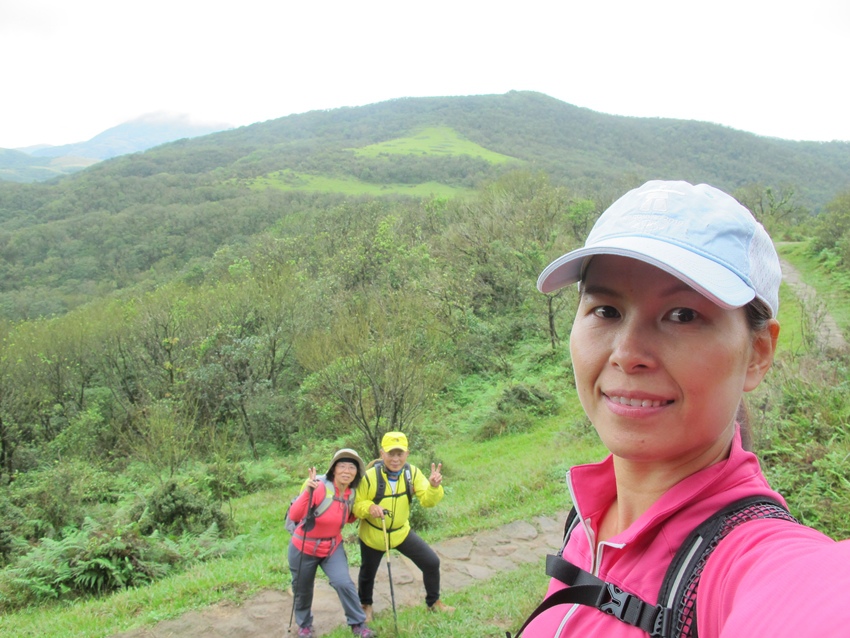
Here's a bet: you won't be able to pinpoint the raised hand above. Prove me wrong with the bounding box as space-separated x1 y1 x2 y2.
306 466 319 490
429 462 443 487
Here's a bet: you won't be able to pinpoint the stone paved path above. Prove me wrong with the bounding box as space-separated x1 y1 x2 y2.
111 512 568 638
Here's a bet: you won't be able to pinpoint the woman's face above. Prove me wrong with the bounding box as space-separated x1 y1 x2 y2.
332 461 358 488
570 255 777 469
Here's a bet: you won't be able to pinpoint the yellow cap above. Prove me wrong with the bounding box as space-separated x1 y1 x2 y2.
381 431 408 452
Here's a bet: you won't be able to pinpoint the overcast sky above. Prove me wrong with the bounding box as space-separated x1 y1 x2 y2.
1 0 848 149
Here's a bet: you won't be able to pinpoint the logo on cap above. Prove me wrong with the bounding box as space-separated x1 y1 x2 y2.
381 432 408 452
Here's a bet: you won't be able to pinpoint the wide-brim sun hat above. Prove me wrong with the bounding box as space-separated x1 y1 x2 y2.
328 448 366 477
537 180 782 317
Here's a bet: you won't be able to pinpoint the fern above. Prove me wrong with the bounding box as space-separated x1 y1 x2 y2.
0 518 244 612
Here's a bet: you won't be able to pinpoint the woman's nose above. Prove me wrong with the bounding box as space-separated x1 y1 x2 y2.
609 319 655 372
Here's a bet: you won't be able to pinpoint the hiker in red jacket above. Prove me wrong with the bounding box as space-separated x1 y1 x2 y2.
517 181 850 637
288 448 376 638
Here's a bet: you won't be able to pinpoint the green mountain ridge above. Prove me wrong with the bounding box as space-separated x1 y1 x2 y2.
96 91 849 207
1 114 230 182
0 90 848 319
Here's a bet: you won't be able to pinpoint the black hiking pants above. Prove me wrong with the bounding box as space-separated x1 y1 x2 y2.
358 529 441 607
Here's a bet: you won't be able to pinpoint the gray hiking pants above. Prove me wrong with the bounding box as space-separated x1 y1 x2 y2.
288 540 366 629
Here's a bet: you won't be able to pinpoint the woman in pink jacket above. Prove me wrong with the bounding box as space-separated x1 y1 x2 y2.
518 181 850 637
288 448 376 638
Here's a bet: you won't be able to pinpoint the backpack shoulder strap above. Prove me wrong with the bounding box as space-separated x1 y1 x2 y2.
508 555 669 638
403 463 414 504
311 476 334 517
559 506 581 555
657 495 797 638
508 496 798 638
314 475 358 518
371 461 386 504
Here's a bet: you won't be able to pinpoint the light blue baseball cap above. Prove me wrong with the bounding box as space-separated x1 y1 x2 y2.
537 180 782 317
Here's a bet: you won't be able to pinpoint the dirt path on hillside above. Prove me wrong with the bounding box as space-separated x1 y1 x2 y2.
111 512 568 638
780 258 847 351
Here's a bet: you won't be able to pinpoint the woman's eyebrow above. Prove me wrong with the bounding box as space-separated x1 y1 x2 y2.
580 283 619 299
582 280 698 299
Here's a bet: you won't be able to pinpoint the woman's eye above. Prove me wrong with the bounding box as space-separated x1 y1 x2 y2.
592 305 620 319
668 308 698 323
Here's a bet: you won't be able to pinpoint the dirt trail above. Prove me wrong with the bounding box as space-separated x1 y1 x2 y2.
111 512 568 638
780 259 847 351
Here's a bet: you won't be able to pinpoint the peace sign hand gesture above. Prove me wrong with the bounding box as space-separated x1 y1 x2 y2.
305 466 319 491
429 462 443 487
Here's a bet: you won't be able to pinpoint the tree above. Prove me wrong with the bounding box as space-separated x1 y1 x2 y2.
126 400 196 481
298 290 446 458
734 183 807 234
810 190 850 257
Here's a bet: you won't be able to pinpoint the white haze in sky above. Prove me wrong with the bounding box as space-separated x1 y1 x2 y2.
1 0 848 149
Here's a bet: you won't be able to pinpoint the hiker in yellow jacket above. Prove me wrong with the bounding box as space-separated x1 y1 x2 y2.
353 431 454 620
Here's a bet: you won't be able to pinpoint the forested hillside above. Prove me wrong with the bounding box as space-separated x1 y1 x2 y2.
0 91 849 320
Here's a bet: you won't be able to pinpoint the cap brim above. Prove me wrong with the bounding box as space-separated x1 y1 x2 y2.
537 236 755 309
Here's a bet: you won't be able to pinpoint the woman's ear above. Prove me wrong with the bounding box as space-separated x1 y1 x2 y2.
744 319 779 392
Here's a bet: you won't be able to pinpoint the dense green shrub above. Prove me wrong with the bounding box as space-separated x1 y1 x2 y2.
0 494 26 566
199 458 287 503
3 461 138 545
0 518 243 611
139 479 232 536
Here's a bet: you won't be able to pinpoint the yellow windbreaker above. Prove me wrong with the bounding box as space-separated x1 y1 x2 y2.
353 463 443 550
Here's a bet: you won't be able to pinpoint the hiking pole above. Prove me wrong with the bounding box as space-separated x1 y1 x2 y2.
288 485 315 633
381 510 400 636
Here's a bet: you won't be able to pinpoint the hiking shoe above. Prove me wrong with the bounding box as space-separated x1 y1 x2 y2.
297 626 315 638
428 599 456 613
361 603 373 622
351 623 377 637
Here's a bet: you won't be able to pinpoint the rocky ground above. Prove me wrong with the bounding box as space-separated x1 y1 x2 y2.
110 513 568 638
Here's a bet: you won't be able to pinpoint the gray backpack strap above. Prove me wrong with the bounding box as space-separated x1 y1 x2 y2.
658 495 798 638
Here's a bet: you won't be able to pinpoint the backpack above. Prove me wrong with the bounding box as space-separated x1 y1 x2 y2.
366 461 414 505
285 475 354 535
508 495 798 638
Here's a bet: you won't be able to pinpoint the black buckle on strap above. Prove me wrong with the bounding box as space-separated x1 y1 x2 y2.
597 582 669 637
598 582 633 619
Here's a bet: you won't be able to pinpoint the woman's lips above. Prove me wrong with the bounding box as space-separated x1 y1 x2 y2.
607 395 672 408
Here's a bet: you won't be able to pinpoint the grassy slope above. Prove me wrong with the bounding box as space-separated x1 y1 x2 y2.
1 261 822 638
353 126 519 163
247 126 517 197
